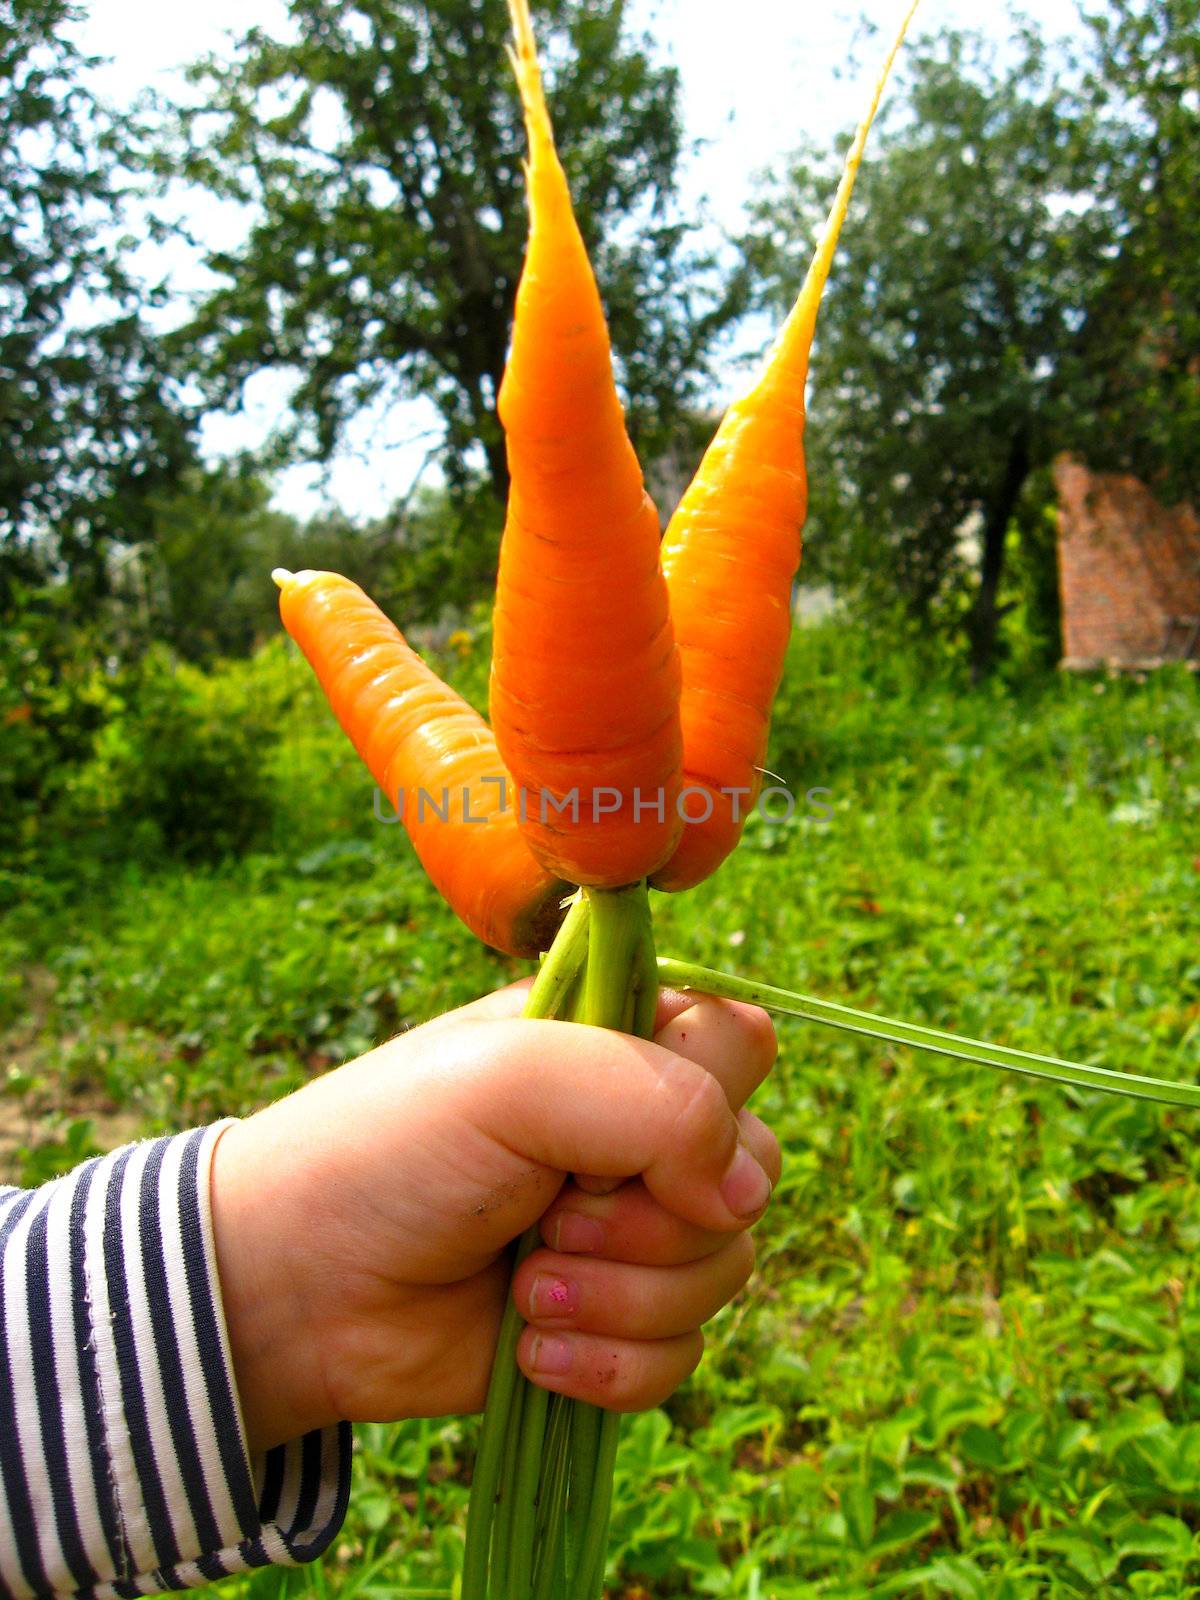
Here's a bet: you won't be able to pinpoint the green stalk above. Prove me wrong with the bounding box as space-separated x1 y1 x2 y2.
566 1397 600 1580
657 958 1200 1110
491 1377 525 1598
462 894 590 1599
571 1408 621 1600
528 891 591 1014
463 886 654 1597
581 885 649 1030
534 1392 572 1543
631 923 660 1040
555 886 655 1597
508 1381 549 1597
531 1396 572 1600
461 1229 538 1599
464 885 655 1597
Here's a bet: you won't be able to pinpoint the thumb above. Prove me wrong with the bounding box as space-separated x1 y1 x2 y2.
424 979 535 1027
452 1018 773 1236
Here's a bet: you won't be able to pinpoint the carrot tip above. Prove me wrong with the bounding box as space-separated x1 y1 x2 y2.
507 0 536 61
271 568 294 590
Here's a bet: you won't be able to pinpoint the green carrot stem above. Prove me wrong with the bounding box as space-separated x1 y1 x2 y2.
462 1231 539 1598
534 1392 572 1543
571 1408 621 1600
620 982 637 1033
462 897 591 1598
531 1396 572 1600
631 923 660 1041
492 1375 525 1598
508 1379 549 1596
657 958 1200 1110
528 891 591 1013
581 885 650 1028
562 964 585 1023
566 1397 600 1579
548 886 653 1595
466 886 652 1597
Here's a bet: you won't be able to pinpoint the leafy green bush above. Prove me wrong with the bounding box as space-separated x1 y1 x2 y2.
0 587 125 862
65 649 279 863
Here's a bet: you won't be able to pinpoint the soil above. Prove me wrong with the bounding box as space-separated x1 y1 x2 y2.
0 965 147 1186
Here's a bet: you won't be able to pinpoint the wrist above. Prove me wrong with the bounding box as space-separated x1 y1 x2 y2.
210 1117 337 1454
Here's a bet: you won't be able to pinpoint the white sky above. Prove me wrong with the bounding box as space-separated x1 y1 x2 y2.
73 0 1086 519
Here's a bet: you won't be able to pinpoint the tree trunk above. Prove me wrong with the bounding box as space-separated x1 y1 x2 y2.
968 428 1030 683
483 430 510 503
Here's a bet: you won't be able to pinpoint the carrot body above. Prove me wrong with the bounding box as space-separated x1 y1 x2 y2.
651 2 918 893
489 0 682 888
275 569 566 958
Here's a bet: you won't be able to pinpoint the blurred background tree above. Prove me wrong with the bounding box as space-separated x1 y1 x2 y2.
744 0 1199 679
0 0 195 608
139 462 505 658
1073 0 1200 500
161 0 747 504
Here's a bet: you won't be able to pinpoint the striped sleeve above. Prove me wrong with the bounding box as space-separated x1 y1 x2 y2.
0 1125 352 1598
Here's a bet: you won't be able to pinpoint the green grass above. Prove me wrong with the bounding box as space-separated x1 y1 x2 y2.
3 626 1199 1597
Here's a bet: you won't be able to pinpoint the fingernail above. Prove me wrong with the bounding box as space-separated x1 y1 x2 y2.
554 1213 605 1254
575 1174 623 1196
531 1274 578 1319
721 1144 772 1218
528 1334 573 1376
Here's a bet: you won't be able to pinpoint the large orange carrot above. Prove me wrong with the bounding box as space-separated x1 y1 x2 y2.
489 0 682 889
652 2 918 893
274 569 567 958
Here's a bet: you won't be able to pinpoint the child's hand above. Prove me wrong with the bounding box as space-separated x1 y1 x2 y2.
211 984 779 1454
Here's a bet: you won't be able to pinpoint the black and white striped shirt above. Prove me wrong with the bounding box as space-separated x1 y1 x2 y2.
0 1124 351 1598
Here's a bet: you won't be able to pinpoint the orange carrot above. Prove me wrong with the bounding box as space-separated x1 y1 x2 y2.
489 0 682 889
274 568 567 958
652 2 918 893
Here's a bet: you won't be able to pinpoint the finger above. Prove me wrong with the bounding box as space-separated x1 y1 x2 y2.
456 1018 774 1233
541 1181 735 1267
572 989 718 1196
575 995 777 1196
542 1113 779 1266
515 1325 704 1412
445 981 687 1035
738 1109 783 1190
574 1173 624 1197
652 986 702 1031
653 996 777 1113
513 1232 755 1341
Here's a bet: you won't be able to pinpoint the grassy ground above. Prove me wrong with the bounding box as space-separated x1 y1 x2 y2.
4 625 1199 1597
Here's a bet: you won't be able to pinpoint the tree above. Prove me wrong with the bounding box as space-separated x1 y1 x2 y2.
164 0 745 503
137 463 502 660
744 1 1199 678
1071 0 1200 501
0 0 194 603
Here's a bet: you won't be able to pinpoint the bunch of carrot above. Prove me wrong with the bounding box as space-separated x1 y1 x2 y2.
274 1 918 1593
275 0 917 937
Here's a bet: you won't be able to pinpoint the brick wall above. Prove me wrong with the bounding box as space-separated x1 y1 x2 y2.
1055 456 1200 668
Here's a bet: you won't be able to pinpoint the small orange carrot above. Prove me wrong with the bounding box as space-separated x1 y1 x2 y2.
274 569 567 958
652 2 918 893
489 0 682 889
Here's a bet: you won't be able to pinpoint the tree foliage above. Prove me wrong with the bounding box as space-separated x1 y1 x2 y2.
745 0 1200 676
133 462 503 661
1073 0 1200 495
0 0 193 600
166 0 744 500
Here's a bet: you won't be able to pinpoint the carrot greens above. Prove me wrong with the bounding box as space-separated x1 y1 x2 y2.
658 959 1200 1111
